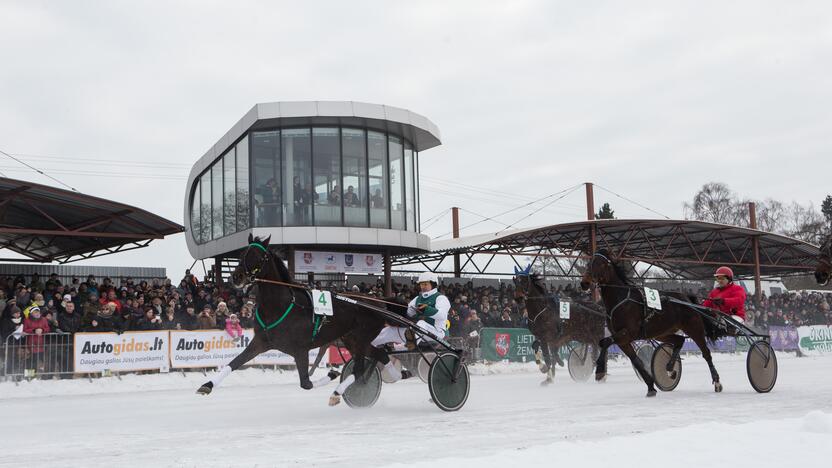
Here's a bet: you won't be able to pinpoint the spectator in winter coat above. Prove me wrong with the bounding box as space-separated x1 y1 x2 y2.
225 314 243 340
1 306 23 341
135 309 163 331
196 305 216 330
57 301 81 335
24 307 50 371
84 303 123 333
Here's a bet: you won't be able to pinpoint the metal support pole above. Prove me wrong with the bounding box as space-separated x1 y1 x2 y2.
749 202 762 301
586 182 599 301
384 249 392 296
213 255 223 288
452 207 461 279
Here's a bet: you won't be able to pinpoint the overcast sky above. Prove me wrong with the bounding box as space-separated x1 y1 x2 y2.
1 1 830 278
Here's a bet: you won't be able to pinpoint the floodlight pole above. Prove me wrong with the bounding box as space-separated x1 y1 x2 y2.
749 202 762 301
452 206 461 278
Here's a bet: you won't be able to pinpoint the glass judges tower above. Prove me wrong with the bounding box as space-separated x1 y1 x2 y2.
184 101 440 289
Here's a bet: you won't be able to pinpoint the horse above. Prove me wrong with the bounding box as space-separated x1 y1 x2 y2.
512 265 606 385
197 234 388 406
580 249 723 397
815 235 831 286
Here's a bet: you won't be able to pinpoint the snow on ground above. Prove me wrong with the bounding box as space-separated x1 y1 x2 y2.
0 352 830 468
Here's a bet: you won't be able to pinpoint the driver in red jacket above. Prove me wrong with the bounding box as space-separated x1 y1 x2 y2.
702 266 746 323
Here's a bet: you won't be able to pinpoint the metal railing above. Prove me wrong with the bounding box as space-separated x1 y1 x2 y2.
3 332 75 381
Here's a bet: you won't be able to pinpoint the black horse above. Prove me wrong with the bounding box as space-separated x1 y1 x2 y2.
197 235 388 406
513 266 605 385
580 250 722 397
815 235 831 286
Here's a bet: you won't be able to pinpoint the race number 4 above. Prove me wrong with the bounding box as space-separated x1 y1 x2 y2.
312 290 334 316
559 301 571 319
644 287 662 310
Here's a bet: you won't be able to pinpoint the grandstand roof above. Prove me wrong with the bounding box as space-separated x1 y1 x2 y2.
394 219 822 279
0 177 184 263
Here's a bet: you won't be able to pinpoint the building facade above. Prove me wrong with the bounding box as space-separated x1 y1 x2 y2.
184 101 440 286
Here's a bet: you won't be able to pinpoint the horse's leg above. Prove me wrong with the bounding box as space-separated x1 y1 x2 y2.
540 341 555 385
684 322 722 392
619 341 657 397
595 336 614 381
532 340 549 374
197 334 265 395
657 334 685 380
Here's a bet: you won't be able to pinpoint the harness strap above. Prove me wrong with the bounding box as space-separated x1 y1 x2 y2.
256 302 295 330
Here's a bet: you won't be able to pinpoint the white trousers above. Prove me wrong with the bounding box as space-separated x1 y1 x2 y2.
371 320 445 347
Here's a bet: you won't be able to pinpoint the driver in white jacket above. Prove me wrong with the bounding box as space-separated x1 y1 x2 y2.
371 271 450 382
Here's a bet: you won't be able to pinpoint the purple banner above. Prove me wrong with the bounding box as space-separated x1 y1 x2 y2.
768 326 798 351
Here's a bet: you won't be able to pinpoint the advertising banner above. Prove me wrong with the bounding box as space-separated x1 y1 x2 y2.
480 328 539 362
169 329 326 369
74 331 168 373
768 326 798 351
294 250 382 274
797 325 832 356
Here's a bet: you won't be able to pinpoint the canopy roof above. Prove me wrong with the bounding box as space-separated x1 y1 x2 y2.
0 177 184 263
394 219 822 279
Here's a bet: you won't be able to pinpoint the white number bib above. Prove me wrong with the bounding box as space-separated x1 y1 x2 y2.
559 301 571 319
644 287 662 310
312 290 334 316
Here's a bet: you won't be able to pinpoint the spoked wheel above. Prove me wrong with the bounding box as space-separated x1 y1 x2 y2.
747 341 778 393
651 343 682 391
341 357 382 408
427 352 470 412
416 352 436 383
633 342 657 382
378 358 403 384
567 343 597 382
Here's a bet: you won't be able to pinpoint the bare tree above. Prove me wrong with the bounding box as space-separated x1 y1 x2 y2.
683 182 743 225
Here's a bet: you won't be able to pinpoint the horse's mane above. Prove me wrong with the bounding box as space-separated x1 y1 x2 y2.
528 273 548 292
597 249 633 285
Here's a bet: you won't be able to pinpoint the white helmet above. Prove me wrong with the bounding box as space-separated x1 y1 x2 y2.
417 271 439 285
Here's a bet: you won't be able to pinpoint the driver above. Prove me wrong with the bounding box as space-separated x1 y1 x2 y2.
702 266 746 323
370 271 450 382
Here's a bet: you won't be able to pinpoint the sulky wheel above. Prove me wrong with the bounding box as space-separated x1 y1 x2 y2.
651 343 682 391
427 352 470 412
416 352 436 383
747 341 778 393
633 342 657 382
567 343 596 382
341 357 382 408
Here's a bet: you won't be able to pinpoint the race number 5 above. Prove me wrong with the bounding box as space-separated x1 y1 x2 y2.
644 287 662 310
312 290 334 316
559 301 571 319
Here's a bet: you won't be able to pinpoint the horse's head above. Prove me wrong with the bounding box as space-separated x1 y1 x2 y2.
512 264 534 302
580 250 619 291
233 233 273 288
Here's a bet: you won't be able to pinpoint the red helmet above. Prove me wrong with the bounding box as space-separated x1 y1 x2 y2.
714 266 734 280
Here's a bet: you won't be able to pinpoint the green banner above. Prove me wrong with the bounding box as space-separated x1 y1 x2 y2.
480 328 536 362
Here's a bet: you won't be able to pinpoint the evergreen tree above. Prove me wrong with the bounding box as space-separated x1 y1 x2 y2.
596 202 615 220
821 195 832 232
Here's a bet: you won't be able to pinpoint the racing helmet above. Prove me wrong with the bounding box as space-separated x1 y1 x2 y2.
417 271 439 286
714 266 734 280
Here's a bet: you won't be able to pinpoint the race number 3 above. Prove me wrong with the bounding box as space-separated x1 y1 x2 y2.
312 290 334 316
559 301 571 319
644 287 662 310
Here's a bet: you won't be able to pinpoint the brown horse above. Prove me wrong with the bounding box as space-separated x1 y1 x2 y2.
513 266 605 385
816 235 831 286
197 235 388 406
580 250 722 397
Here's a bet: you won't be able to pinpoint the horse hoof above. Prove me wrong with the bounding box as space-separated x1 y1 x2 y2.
328 394 341 407
327 370 341 380
595 373 607 382
714 382 723 393
196 384 213 395
538 365 549 374
647 389 657 397
300 381 314 390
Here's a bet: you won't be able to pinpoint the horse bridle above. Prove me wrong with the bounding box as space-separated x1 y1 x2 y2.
241 242 271 284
